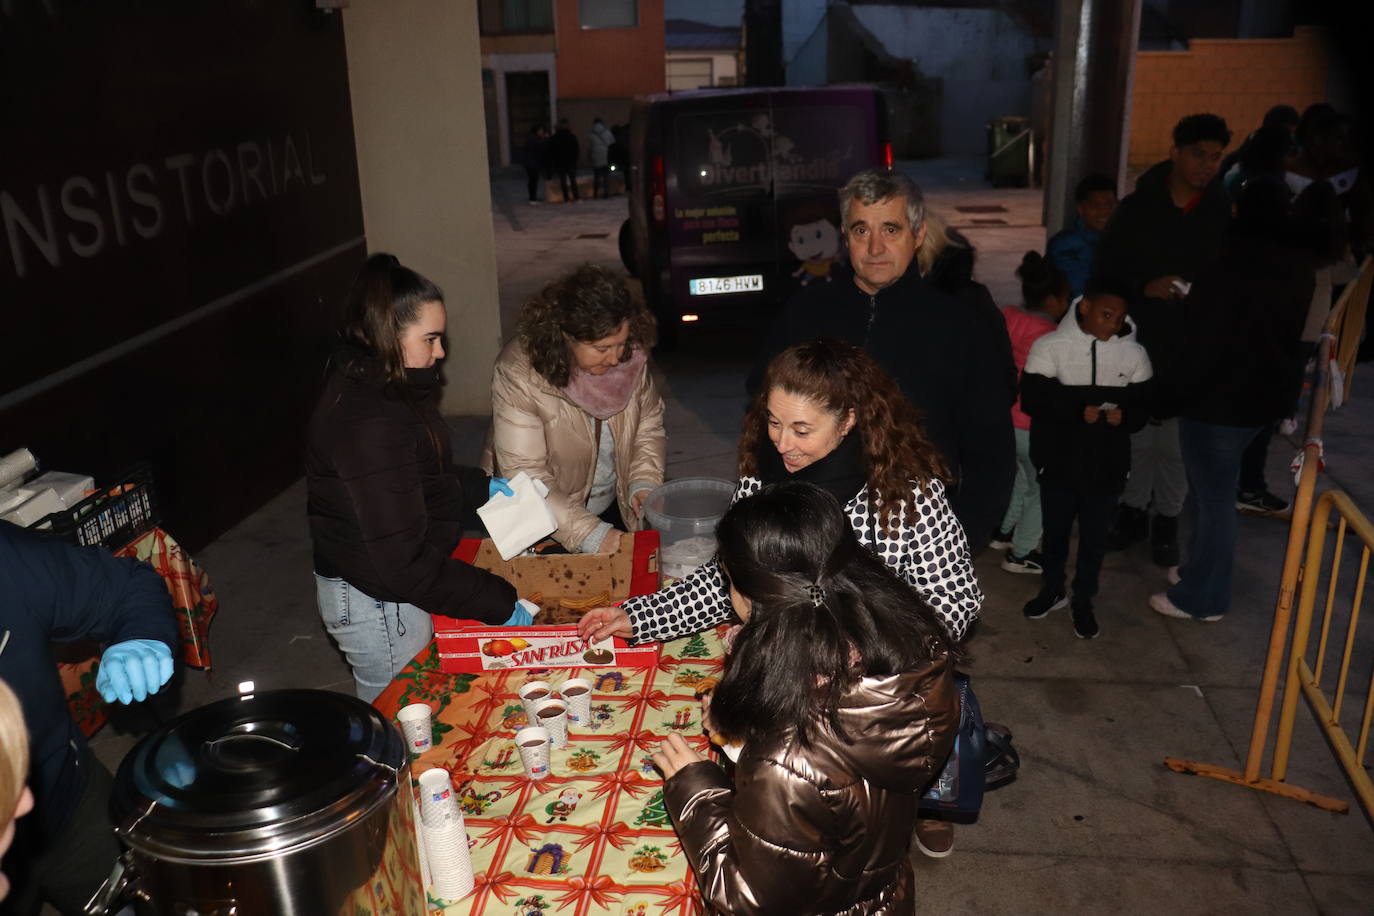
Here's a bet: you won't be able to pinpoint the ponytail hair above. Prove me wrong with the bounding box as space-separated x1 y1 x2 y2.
1016 250 1068 312
709 481 958 746
338 253 445 390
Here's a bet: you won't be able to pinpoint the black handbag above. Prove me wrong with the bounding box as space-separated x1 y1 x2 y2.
918 673 1020 821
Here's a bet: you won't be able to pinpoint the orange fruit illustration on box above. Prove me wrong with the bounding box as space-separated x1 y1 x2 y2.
481 639 515 657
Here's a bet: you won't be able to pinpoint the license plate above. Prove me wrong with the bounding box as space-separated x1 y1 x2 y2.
689 274 764 296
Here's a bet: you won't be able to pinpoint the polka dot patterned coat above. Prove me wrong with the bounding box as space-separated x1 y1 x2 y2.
624 476 982 645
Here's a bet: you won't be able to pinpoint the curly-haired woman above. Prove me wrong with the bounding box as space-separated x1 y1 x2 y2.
580 337 981 645
484 263 666 554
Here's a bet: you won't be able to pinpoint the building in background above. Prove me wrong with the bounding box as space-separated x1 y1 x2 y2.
666 18 743 90
480 0 665 167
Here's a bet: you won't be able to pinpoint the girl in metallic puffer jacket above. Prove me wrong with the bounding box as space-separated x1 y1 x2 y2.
652 481 960 915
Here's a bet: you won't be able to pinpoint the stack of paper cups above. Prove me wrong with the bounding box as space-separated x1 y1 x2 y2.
396 703 434 755
417 768 461 826
514 726 551 778
532 697 569 748
408 774 432 892
518 681 553 726
422 808 475 900
561 677 592 726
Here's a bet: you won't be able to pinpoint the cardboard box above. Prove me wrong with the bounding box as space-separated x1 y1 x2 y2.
434 531 661 673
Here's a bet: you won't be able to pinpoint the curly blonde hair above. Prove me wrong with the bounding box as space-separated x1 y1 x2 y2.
518 264 657 388
0 679 28 836
738 339 948 533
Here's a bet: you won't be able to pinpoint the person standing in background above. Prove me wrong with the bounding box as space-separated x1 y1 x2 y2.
587 117 615 199
1048 174 1117 299
521 125 548 205
1094 114 1232 568
549 118 581 203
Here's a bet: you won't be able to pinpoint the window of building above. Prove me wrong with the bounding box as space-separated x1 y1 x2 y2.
580 0 637 29
479 0 554 34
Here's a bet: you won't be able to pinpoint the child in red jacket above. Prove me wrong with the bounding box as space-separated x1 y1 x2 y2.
993 252 1071 574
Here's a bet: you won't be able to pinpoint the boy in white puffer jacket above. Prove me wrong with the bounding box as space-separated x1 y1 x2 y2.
1019 277 1153 638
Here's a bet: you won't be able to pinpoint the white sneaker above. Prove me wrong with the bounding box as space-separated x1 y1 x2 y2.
1149 592 1221 622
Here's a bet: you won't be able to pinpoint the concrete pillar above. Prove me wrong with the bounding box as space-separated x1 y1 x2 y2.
343 0 503 415
1043 0 1143 236
744 0 785 86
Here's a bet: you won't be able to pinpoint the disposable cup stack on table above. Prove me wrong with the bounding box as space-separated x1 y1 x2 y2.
518 681 553 726
416 768 475 901
396 702 434 755
532 697 569 748
408 777 433 892
417 768 461 826
561 677 592 726
514 726 552 778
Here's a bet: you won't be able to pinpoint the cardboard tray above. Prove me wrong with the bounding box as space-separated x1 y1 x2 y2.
434 530 661 673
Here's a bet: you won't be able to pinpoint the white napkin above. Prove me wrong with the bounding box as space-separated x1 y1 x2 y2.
478 471 558 560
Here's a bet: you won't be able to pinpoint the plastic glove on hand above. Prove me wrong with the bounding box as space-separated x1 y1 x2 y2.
503 602 534 627
97 638 174 704
489 476 515 499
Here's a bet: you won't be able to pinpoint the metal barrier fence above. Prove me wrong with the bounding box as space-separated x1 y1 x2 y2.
1163 255 1374 819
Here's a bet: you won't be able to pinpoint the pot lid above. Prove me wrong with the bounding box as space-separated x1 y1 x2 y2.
112 689 406 861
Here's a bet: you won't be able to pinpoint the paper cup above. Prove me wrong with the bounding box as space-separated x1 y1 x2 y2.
532 697 569 748
514 727 551 778
396 703 434 754
423 813 475 900
518 681 553 724
417 768 460 826
561 678 592 725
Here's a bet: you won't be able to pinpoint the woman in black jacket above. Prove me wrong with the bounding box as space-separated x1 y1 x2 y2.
307 254 527 700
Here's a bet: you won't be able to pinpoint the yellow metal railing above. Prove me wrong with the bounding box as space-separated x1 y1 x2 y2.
1272 490 1374 819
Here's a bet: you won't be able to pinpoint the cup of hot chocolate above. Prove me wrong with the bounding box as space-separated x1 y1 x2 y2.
518 680 552 725
560 678 592 726
532 696 569 748
514 726 552 778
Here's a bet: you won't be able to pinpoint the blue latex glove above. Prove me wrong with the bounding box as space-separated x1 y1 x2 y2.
503 602 534 627
489 476 514 499
97 639 174 704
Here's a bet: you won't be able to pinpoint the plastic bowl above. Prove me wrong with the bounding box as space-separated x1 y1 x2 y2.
642 477 736 579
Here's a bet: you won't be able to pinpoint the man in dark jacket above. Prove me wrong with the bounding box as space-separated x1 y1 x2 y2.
548 118 580 203
750 168 1015 554
1093 113 1232 566
0 520 177 914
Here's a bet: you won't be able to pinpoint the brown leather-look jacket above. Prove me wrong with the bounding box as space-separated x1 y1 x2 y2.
663 652 958 915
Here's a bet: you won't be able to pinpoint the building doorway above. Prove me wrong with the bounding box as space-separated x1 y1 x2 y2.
506 70 550 165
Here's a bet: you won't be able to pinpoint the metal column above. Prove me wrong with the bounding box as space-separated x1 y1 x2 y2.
1043 0 1143 236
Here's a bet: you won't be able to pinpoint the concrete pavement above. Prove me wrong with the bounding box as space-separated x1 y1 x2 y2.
84 160 1374 915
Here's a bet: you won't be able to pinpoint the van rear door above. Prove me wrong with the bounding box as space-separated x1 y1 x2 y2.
665 93 778 322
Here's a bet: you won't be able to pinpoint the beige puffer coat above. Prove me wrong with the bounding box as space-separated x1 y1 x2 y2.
484 338 666 551
663 653 958 915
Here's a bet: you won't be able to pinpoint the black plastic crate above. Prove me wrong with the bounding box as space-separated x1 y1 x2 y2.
32 465 159 550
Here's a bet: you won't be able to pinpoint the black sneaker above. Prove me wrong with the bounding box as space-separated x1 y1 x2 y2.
1105 504 1148 551
1151 514 1179 568
989 529 1014 551
1236 489 1290 514
1001 551 1044 574
1023 589 1067 619
1071 598 1099 639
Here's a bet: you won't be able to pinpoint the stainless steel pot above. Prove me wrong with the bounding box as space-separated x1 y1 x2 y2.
92 689 425 916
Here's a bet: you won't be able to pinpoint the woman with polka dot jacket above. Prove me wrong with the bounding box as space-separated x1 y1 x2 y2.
578 338 983 649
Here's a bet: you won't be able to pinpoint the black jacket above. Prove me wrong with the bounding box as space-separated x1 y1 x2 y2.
0 521 176 843
1171 234 1314 427
1093 159 1232 404
749 263 1015 550
547 128 580 172
306 359 516 624
925 237 1019 408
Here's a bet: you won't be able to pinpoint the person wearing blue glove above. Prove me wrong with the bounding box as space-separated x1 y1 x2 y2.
0 519 176 915
307 254 521 702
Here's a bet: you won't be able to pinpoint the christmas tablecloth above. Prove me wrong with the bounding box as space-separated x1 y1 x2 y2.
373 628 730 916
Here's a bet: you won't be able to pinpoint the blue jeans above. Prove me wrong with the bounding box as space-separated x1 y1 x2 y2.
999 427 1041 557
314 574 434 702
1167 420 1262 619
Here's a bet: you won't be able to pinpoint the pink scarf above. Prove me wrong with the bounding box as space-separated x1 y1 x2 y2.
561 347 647 420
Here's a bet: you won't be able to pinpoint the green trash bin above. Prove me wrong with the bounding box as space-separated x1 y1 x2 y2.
987 116 1032 188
